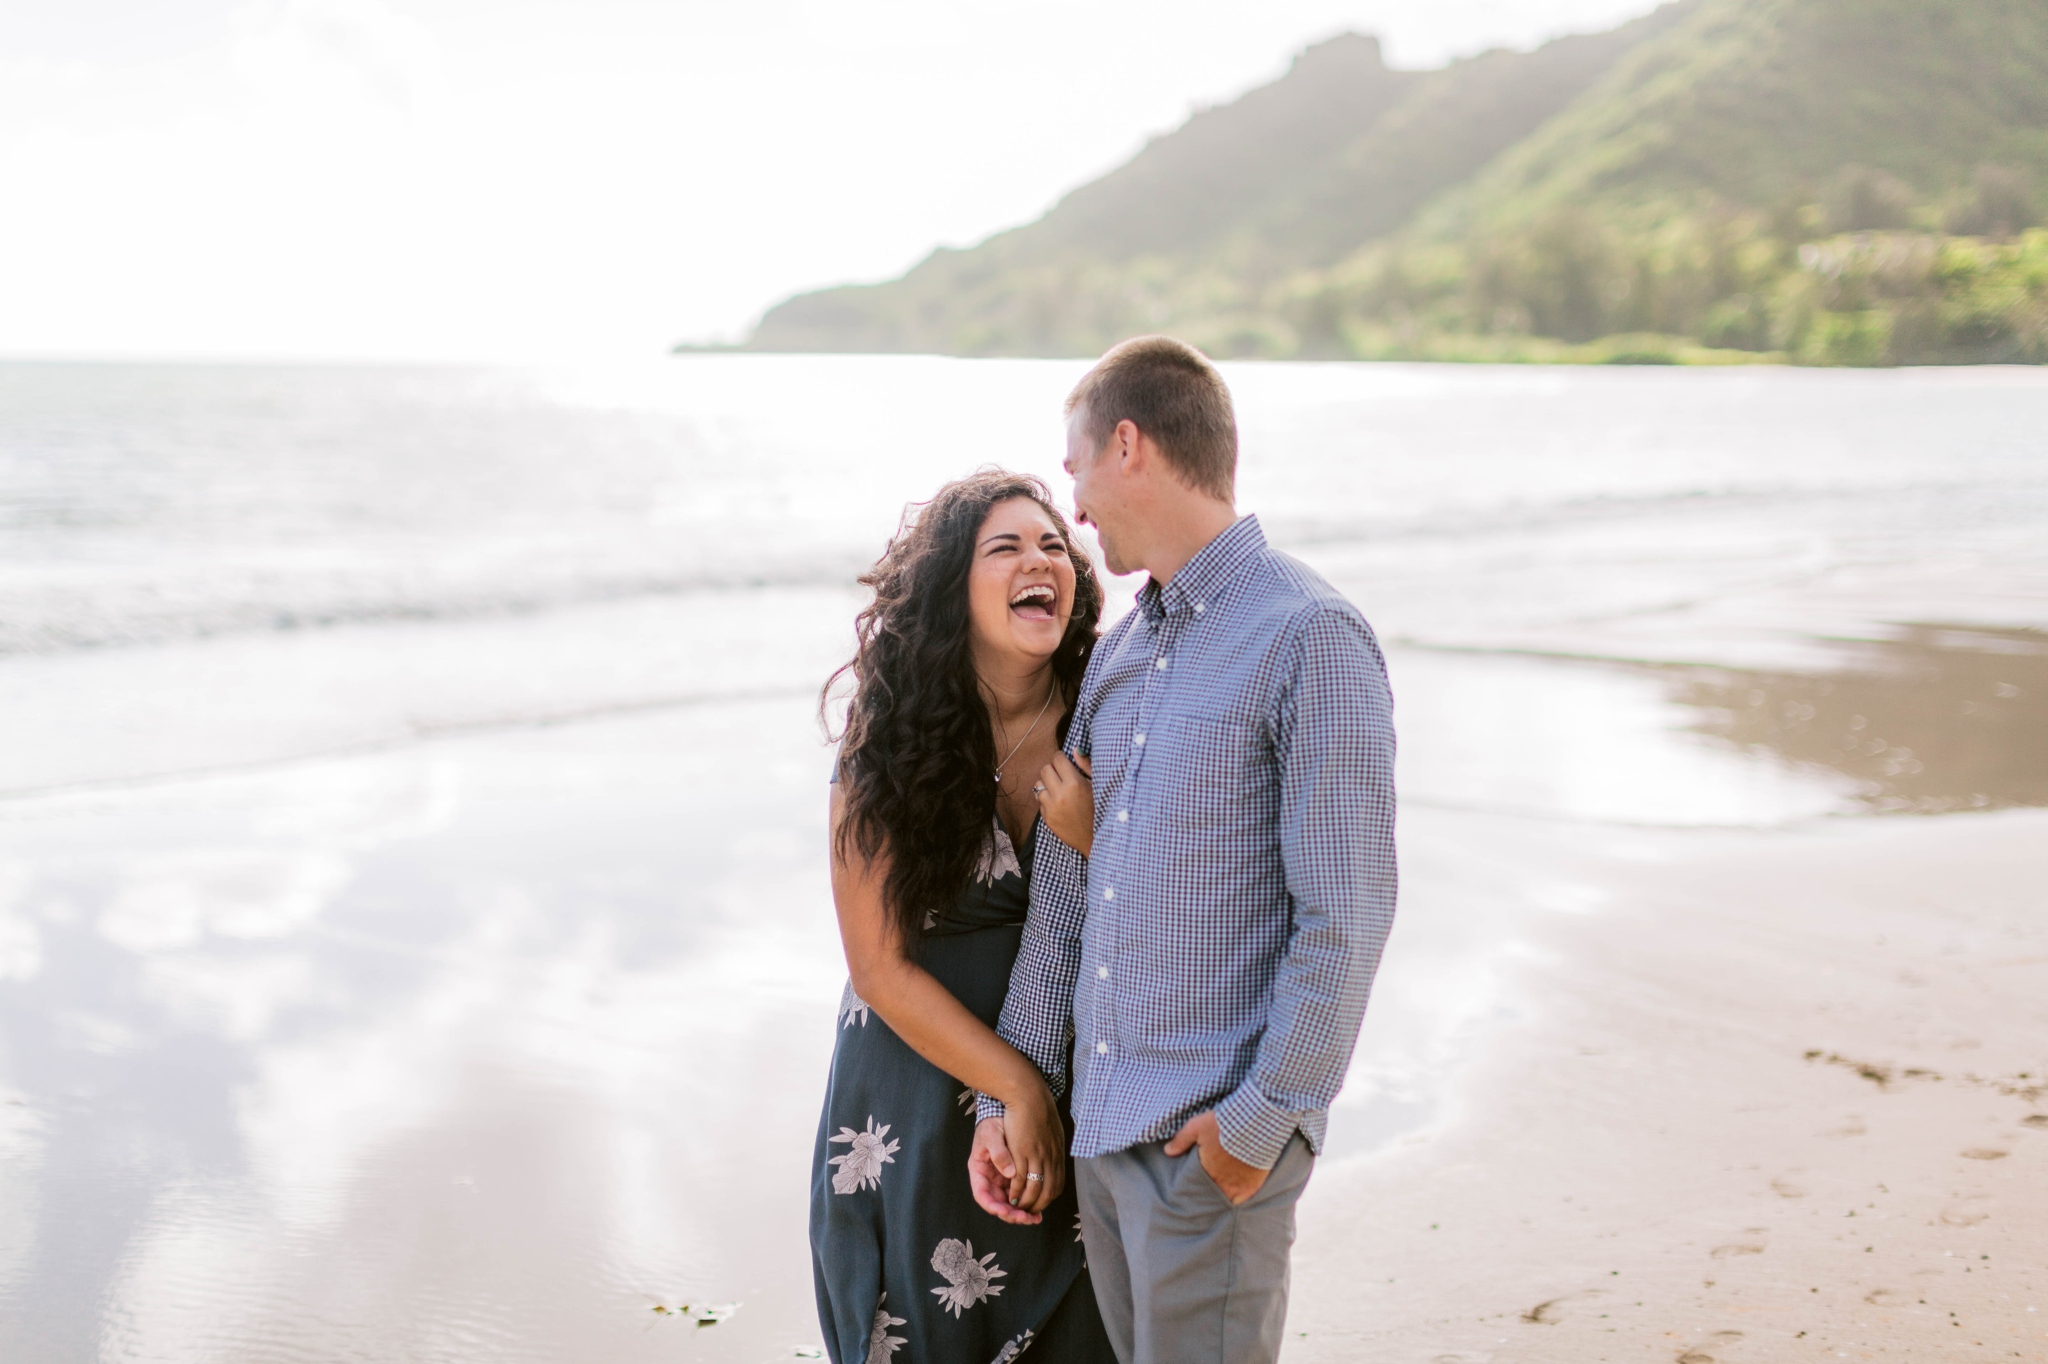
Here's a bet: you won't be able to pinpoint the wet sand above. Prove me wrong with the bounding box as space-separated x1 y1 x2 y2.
1287 803 2048 1363
4 624 2043 1361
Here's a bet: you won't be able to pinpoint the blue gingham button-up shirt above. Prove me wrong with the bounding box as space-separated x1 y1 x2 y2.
980 514 1398 1169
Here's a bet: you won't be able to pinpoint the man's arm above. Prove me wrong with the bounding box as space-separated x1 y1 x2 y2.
975 775 1090 1121
969 822 1090 1223
1211 603 1398 1170
970 712 1093 1225
982 685 1093 1121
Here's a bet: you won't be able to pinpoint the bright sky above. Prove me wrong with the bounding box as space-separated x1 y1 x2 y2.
0 0 1664 363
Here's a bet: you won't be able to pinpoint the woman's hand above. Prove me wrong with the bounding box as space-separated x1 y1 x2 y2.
1035 752 1093 856
966 1087 1067 1225
996 1086 1067 1217
968 1118 1033 1224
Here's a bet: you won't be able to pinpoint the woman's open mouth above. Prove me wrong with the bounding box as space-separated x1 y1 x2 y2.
1008 583 1057 621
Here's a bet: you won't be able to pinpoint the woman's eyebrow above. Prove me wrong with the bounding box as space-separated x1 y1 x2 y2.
979 532 1022 549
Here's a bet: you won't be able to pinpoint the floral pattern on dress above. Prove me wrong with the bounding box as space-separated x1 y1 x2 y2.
930 1237 1007 1317
828 1117 901 1195
865 1293 907 1362
974 822 1021 885
839 980 871 1029
990 1328 1035 1362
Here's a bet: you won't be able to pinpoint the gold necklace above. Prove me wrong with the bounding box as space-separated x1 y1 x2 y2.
993 680 1057 785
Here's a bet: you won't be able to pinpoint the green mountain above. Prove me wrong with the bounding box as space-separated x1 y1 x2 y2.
739 0 2048 365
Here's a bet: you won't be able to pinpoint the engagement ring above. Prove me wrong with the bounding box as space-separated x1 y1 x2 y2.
1032 783 1045 794
1024 1172 1042 1182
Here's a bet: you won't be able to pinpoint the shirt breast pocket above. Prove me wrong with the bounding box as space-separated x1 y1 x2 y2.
1155 715 1266 832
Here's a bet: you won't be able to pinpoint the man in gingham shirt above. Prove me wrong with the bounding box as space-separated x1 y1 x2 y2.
970 336 1398 1363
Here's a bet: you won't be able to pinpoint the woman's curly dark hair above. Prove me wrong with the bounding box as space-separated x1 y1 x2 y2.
825 468 1103 944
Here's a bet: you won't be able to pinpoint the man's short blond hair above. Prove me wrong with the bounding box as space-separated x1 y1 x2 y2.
1065 335 1237 501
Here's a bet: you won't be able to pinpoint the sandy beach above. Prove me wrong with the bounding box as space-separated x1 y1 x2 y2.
1290 804 2048 1363
3 358 2044 1360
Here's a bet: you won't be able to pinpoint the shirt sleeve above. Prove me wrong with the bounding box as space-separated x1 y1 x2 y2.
976 705 1093 1123
1212 603 1398 1169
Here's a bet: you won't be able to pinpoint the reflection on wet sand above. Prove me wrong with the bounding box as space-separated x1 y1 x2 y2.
1668 624 2048 812
5 631 2042 1360
0 706 846 1364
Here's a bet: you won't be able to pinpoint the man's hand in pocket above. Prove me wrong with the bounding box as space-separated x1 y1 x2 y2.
1163 1109 1270 1205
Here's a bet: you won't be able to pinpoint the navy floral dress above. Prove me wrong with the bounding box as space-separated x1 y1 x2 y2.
811 815 1113 1364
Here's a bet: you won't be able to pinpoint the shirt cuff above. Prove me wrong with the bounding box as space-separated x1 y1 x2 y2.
1213 1085 1312 1171
974 1094 1006 1125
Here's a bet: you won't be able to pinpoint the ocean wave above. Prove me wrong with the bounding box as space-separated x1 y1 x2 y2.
7 474 2045 658
0 554 874 657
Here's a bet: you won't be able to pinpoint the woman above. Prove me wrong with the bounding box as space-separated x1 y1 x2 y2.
812 470 1114 1364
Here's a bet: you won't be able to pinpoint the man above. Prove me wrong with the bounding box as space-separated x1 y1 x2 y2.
970 335 1398 1363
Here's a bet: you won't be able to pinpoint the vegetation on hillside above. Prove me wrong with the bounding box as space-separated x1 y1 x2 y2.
736 0 2048 365
1283 187 2048 365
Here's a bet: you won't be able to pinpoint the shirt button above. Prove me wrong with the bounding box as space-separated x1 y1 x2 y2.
1194 603 1205 613
1132 733 1145 745
1096 1041 1109 1054
1154 657 1168 669
1116 810 1128 823
1097 966 1109 979
1102 888 1114 901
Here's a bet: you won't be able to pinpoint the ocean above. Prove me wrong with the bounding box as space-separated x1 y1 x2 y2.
2 356 2044 1360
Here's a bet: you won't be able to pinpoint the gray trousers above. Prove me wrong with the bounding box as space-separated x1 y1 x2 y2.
1075 1135 1314 1364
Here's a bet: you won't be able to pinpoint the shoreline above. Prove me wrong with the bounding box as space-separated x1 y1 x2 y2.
5 356 2045 1357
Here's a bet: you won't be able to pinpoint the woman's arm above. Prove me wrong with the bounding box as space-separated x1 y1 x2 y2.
829 785 1066 1216
1034 752 1092 857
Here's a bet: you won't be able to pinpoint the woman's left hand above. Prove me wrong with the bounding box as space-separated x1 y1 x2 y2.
1034 752 1093 857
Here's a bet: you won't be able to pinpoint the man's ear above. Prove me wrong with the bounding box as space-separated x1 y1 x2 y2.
1113 419 1144 473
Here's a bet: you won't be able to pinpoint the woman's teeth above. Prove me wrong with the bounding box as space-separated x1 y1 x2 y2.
1009 585 1055 618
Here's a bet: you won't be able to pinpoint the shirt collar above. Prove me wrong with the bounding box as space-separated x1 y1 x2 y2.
1136 514 1265 624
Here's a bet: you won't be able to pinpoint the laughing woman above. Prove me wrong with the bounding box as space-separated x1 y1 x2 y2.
812 470 1116 1363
